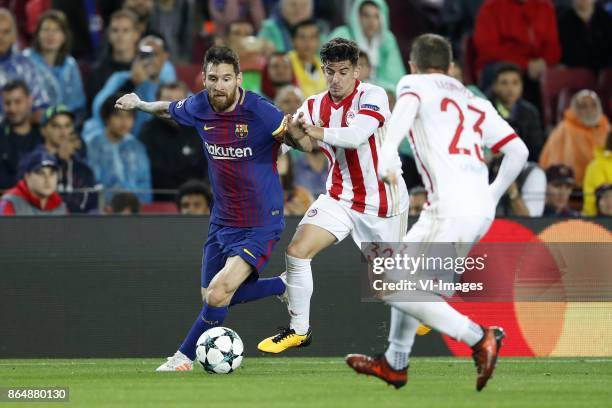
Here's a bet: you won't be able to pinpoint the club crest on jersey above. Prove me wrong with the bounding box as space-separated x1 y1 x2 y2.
235 123 249 138
345 110 356 125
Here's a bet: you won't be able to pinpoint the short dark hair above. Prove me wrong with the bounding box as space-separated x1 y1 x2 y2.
156 81 189 99
177 179 213 207
493 63 523 82
320 38 359 66
203 45 240 75
2 79 30 95
108 192 140 214
410 33 452 72
290 18 319 39
359 1 379 14
101 94 135 123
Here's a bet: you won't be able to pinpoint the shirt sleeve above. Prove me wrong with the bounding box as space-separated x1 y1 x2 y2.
256 96 287 137
356 85 390 127
168 96 197 127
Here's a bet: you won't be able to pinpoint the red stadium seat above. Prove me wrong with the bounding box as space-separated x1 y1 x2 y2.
461 34 478 85
540 66 596 128
140 202 179 214
598 68 612 119
175 64 202 93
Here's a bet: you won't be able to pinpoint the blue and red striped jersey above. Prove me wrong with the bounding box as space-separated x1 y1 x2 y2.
169 88 287 227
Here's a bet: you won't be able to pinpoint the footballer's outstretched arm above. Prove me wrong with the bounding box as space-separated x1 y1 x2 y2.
115 93 173 120
301 113 379 150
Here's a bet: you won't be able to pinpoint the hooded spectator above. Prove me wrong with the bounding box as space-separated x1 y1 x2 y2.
261 52 295 100
328 0 406 92
540 90 610 186
24 10 86 122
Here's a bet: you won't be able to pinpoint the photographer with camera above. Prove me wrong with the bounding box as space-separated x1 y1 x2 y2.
87 35 175 139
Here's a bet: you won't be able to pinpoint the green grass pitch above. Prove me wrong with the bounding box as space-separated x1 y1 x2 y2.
1 357 610 407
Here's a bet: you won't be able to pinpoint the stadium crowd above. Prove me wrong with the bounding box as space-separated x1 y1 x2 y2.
0 0 611 217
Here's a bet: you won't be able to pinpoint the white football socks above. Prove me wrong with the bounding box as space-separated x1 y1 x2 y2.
386 291 484 347
286 254 313 335
384 307 418 370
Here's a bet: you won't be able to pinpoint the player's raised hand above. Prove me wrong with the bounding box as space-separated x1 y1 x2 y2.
115 93 141 111
288 112 308 139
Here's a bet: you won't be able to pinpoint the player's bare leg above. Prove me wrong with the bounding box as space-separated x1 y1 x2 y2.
157 257 252 371
258 224 336 353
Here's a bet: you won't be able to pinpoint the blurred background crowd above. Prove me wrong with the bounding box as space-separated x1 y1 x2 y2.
0 0 610 218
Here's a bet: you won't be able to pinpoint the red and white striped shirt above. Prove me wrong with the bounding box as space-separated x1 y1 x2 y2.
298 80 408 218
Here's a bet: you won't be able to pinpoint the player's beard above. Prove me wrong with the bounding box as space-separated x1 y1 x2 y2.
209 86 238 112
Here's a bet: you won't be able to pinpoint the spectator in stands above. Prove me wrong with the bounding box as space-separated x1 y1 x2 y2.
328 0 405 92
0 80 42 190
288 19 326 98
259 0 321 53
149 0 194 63
0 150 67 215
473 0 561 103
438 0 484 57
543 164 580 216
140 82 207 202
357 50 372 83
261 52 295 100
540 90 610 186
217 20 273 93
55 129 97 214
274 85 303 115
86 95 152 204
88 9 141 105
583 131 612 216
489 154 547 217
557 0 612 73
292 147 327 199
105 191 140 214
408 186 427 217
24 10 86 123
595 184 612 216
490 63 545 161
209 0 266 35
20 106 96 213
177 179 211 215
277 153 313 215
0 8 49 119
124 0 155 35
89 35 176 137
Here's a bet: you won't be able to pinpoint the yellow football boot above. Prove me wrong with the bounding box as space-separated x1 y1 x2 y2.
416 324 431 336
257 327 312 353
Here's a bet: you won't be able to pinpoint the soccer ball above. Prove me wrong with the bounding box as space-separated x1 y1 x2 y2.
195 327 244 374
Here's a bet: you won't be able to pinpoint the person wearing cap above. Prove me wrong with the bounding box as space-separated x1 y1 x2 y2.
17 105 97 213
0 150 67 215
543 164 580 217
582 131 612 216
0 80 43 190
595 184 612 217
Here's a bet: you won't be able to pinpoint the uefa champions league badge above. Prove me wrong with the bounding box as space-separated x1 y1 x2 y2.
307 208 318 217
176 99 186 109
